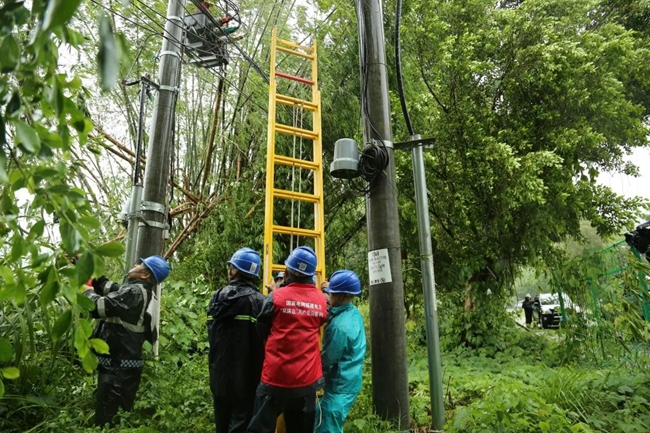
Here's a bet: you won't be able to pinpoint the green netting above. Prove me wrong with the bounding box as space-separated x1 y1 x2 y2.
547 241 650 366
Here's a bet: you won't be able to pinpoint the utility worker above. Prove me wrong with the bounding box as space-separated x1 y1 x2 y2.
265 271 284 294
208 247 266 433
248 246 328 433
315 270 366 433
84 255 170 426
522 294 534 326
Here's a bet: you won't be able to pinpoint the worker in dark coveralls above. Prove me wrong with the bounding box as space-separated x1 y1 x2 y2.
248 246 328 433
208 247 266 432
84 255 170 426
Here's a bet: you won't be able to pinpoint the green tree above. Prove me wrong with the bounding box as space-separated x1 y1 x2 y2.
392 0 650 346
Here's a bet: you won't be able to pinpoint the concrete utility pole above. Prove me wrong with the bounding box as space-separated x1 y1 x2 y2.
135 0 185 260
355 0 410 428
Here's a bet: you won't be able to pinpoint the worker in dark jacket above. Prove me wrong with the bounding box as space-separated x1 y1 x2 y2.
522 294 534 326
208 247 266 433
84 255 170 426
248 246 328 433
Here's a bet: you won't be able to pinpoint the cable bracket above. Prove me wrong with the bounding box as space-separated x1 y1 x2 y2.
138 220 170 230
158 85 179 93
141 201 167 214
159 50 182 60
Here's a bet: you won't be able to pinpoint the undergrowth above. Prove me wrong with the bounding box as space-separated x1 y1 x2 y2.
2 280 650 432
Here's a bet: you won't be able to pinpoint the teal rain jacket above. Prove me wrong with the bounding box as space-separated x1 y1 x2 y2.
316 302 366 433
323 302 366 391
321 302 366 393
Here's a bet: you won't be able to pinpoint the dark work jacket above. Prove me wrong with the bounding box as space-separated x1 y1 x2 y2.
207 278 266 397
522 299 534 311
86 277 154 361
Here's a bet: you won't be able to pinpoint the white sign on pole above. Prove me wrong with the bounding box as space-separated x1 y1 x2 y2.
368 248 392 286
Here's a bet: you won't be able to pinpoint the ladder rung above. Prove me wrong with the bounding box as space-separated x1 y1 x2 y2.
273 189 320 203
273 225 321 238
276 94 318 111
274 155 319 171
277 45 314 60
271 264 324 274
275 71 314 86
275 123 318 140
276 37 313 52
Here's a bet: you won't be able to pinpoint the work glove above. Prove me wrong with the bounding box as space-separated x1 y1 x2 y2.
91 276 109 292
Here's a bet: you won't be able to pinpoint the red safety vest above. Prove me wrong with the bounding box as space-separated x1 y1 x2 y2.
261 283 328 388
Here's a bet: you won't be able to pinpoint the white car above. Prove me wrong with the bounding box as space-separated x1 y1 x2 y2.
537 293 581 328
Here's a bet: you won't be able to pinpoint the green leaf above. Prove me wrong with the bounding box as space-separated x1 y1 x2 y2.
76 252 94 286
0 151 7 184
40 269 59 306
74 326 89 359
0 35 19 72
77 293 95 312
81 352 98 373
0 285 16 301
89 338 110 355
27 220 45 242
41 0 84 33
97 14 119 92
79 215 101 230
1 367 19 380
33 168 60 183
0 338 14 363
5 92 21 119
59 220 81 255
79 318 92 337
0 266 14 285
10 237 26 262
31 253 50 268
14 120 41 154
0 379 4 398
95 241 125 258
51 310 72 342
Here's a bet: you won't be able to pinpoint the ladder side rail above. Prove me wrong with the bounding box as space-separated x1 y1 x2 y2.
263 28 279 293
311 39 325 286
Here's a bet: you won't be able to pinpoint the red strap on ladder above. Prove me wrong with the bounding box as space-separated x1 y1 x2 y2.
275 71 314 85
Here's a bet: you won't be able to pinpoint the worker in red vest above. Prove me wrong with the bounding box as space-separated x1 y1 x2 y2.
247 246 328 433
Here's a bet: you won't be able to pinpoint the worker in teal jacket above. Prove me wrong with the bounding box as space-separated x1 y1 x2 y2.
315 270 366 433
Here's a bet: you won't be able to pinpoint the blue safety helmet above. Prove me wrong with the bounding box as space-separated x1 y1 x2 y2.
284 246 317 277
140 255 170 284
228 247 261 277
325 270 361 296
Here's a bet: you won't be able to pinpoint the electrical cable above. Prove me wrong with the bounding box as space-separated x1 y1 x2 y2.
395 0 414 136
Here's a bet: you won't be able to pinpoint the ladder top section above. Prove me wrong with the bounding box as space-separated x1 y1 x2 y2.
276 37 314 53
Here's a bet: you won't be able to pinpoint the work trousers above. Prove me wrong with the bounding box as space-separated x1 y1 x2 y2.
213 394 255 433
314 391 358 433
524 308 533 325
95 365 143 426
247 388 317 433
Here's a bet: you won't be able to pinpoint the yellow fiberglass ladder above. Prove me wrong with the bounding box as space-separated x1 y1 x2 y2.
263 27 325 292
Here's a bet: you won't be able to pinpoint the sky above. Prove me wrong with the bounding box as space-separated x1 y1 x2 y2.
599 147 650 201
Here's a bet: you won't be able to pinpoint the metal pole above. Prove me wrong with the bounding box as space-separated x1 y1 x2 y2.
124 78 148 270
135 0 185 259
411 134 445 431
355 0 410 428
